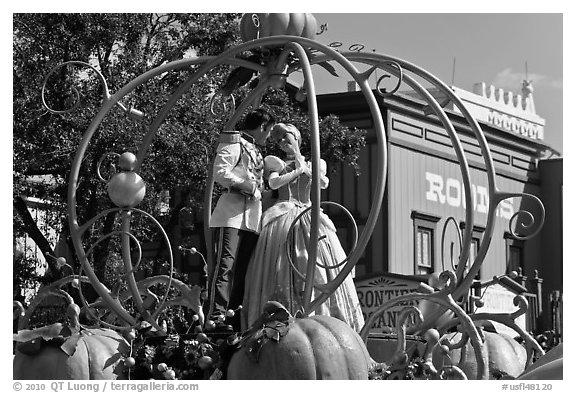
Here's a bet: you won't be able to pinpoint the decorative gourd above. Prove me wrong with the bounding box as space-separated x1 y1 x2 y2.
107 152 146 208
14 304 130 380
14 327 130 380
517 343 562 380
432 330 527 379
239 13 317 42
227 301 372 379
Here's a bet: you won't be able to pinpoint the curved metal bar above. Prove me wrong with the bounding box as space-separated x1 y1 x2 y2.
397 68 474 283
117 275 203 325
69 205 173 330
467 315 544 369
439 291 544 371
64 57 267 272
285 43 388 315
189 35 386 316
360 289 487 380
210 93 236 118
80 230 143 278
67 96 137 325
62 62 223 323
441 216 463 271
96 152 121 182
61 38 377 322
203 74 283 273
311 50 509 301
375 61 403 97
438 365 468 380
125 208 175 320
359 273 459 339
440 331 471 352
336 52 475 282
285 201 359 282
394 307 424 362
84 310 134 331
97 35 384 318
251 38 388 292
329 52 537 349
134 56 268 170
41 61 111 114
119 210 144 314
283 41 321 313
494 191 546 241
17 275 90 330
104 57 264 279
76 207 122 236
309 202 358 270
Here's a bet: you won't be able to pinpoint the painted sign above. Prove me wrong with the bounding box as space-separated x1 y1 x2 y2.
355 273 425 332
425 171 514 219
476 283 527 337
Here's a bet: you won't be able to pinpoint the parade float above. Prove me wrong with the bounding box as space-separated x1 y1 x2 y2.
13 13 559 380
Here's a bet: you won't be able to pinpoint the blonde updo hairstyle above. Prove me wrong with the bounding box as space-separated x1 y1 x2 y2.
271 123 302 147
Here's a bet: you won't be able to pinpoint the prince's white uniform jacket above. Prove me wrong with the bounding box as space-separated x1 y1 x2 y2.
209 131 264 233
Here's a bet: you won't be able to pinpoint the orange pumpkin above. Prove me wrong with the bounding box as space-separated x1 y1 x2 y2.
432 330 527 379
518 343 562 380
13 328 129 380
227 314 372 379
239 13 317 42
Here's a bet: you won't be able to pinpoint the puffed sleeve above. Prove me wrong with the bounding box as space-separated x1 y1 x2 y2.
264 155 285 174
320 159 329 189
266 155 304 190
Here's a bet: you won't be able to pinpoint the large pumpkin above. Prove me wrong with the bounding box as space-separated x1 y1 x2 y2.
228 309 371 379
518 343 562 380
239 13 317 42
432 330 527 379
13 327 129 380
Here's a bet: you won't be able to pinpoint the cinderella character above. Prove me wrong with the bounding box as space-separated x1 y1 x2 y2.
241 123 364 332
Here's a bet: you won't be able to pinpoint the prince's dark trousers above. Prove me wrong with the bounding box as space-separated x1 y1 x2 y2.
205 227 258 330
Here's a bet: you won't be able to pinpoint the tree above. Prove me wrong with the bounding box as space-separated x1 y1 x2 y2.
13 13 366 303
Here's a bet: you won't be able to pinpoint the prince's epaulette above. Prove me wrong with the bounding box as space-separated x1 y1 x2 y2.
218 131 241 144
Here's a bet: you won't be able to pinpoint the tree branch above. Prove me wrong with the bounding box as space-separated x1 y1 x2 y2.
13 195 59 276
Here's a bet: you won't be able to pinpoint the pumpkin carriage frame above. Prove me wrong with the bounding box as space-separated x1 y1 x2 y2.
14 13 549 380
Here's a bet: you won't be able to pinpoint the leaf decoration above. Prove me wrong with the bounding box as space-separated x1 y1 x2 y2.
209 368 223 380
13 317 92 358
263 327 280 342
13 322 64 343
317 61 339 77
60 333 82 356
239 301 293 362
291 46 339 78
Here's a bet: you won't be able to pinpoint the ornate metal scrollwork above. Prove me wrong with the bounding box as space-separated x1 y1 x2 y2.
494 191 546 241
31 24 548 380
285 201 359 277
375 61 403 97
41 61 110 115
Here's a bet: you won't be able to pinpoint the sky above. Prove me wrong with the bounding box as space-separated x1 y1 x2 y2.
301 13 563 154
5 5 565 154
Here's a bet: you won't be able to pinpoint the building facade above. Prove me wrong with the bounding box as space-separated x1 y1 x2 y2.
316 81 562 337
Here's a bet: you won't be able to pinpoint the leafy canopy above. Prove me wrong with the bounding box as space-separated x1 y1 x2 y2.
13 13 366 300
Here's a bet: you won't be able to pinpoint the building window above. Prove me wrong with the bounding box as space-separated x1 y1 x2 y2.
505 233 525 276
460 223 484 280
416 227 433 274
468 236 481 280
411 211 440 275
